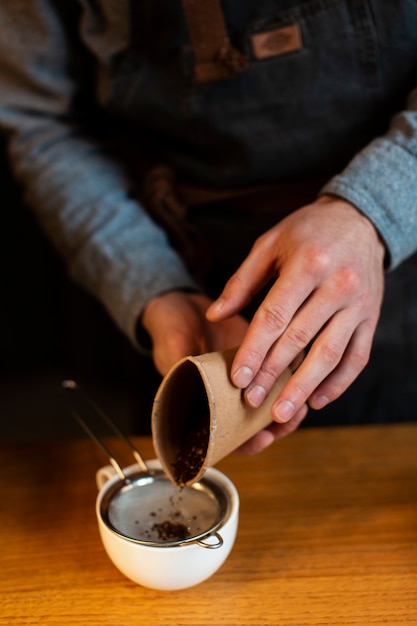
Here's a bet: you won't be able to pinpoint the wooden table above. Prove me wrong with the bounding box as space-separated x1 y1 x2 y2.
1 423 417 625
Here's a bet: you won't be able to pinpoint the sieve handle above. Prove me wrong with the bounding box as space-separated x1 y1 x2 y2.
61 380 149 477
195 531 223 550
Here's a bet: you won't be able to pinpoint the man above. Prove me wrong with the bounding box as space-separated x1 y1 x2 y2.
0 1 416 451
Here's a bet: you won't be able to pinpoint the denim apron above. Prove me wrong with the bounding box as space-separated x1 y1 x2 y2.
88 0 417 424
102 0 417 187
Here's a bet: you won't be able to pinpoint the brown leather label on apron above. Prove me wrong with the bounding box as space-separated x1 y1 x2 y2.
251 24 302 60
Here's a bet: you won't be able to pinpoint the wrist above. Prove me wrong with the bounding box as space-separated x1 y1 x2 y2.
318 194 388 267
137 288 204 351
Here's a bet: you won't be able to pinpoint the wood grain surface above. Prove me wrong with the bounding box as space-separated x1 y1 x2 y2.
1 423 417 625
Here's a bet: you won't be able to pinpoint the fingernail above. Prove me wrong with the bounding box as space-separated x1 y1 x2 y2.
273 400 295 423
311 394 329 409
245 385 267 408
232 366 253 388
207 298 225 315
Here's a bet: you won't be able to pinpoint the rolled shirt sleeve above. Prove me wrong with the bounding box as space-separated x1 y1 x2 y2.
322 86 417 270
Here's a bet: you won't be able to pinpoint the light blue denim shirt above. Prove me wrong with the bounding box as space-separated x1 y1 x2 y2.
0 0 416 345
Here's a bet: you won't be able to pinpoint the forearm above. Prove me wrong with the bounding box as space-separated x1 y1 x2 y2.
0 2 197 346
8 121 197 345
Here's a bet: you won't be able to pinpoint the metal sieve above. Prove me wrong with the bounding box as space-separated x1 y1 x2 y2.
62 380 230 549
99 467 229 548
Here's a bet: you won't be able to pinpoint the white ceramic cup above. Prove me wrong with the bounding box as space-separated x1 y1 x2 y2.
95 459 239 590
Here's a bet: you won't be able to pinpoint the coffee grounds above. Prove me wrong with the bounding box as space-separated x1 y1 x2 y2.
172 422 209 486
152 520 190 541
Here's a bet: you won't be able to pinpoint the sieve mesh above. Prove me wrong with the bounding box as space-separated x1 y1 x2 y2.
100 471 226 546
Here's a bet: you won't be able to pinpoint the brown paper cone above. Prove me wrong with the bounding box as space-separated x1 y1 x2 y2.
151 347 290 486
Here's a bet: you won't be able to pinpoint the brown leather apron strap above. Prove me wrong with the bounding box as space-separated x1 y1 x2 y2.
180 0 247 83
140 163 328 283
140 165 212 282
178 177 329 215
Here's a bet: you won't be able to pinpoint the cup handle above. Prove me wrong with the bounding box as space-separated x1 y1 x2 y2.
96 464 117 491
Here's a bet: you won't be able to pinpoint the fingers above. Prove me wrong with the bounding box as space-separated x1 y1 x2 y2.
230 267 379 423
154 327 202 374
225 270 318 401
308 317 377 409
233 429 276 455
143 290 250 375
270 316 376 422
241 302 356 407
232 275 353 402
231 244 382 416
234 404 308 455
234 250 371 383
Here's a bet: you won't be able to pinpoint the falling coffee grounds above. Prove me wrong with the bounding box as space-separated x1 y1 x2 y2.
172 422 209 486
